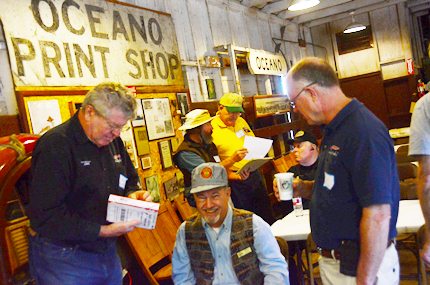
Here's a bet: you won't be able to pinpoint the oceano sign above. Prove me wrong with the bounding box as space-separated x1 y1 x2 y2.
246 49 287 76
0 0 183 86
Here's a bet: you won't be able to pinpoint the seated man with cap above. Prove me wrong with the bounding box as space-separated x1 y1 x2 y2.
173 109 247 206
172 162 289 285
274 130 319 216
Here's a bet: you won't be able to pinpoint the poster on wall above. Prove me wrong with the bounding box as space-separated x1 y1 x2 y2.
142 98 175 140
132 99 145 127
0 0 183 87
27 100 62 135
145 175 160 202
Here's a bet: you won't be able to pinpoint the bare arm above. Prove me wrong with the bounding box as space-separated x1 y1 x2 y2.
417 155 430 266
219 148 248 169
356 204 391 285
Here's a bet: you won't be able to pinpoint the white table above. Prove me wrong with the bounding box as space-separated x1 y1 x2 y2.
271 200 424 241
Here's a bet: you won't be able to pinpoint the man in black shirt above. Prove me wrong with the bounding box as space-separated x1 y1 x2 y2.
28 83 152 285
275 130 319 215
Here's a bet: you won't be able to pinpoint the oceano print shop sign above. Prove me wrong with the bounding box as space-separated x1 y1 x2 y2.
0 0 183 86
246 49 287 76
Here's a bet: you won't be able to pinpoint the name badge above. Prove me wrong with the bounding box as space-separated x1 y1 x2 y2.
237 247 252 258
236 129 245 138
119 174 128 189
213 155 221 162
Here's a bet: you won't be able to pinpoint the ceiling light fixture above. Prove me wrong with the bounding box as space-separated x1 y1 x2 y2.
344 12 366 34
288 0 320 11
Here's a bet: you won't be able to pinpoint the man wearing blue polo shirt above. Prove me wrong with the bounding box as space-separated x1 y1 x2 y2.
286 57 400 285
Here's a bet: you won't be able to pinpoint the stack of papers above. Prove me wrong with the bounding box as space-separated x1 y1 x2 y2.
236 136 273 175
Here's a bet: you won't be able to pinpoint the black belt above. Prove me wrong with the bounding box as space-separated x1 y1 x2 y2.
318 239 395 260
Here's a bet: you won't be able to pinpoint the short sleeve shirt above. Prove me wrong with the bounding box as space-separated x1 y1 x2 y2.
409 94 430 156
311 99 400 249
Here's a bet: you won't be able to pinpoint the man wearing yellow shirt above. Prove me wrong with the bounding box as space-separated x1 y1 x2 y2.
211 93 275 224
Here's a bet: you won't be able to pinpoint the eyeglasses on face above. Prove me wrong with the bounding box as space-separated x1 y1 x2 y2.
289 81 318 109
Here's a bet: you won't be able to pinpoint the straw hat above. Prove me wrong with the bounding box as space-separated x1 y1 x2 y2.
178 109 214 131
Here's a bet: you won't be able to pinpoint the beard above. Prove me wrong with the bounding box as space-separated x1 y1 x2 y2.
200 130 213 144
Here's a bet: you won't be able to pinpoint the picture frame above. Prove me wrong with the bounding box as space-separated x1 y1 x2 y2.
133 126 150 156
27 99 62 135
163 176 179 201
142 98 175 140
176 92 189 116
141 156 152 169
206 78 217 100
158 140 173 169
120 122 139 169
253 95 291 118
145 175 160 202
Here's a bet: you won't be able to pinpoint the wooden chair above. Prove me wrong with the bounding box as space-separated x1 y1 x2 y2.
173 193 196 221
272 152 298 174
398 163 418 200
305 233 319 285
125 200 181 285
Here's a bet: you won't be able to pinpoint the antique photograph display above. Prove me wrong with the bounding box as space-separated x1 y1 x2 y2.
142 98 175 140
158 140 173 169
254 95 291 118
132 99 145 127
133 126 150 156
120 122 138 168
145 174 160 202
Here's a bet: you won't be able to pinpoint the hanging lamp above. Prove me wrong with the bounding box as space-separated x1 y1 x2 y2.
344 12 366 34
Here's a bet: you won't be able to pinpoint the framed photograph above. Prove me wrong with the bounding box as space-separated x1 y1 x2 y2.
145 175 160 202
176 171 185 193
170 137 180 153
141 156 152 169
120 122 138 168
176 92 189 116
133 126 150 156
132 99 145 127
253 95 291 118
142 98 175 140
27 99 62 135
164 176 179 201
158 140 173 169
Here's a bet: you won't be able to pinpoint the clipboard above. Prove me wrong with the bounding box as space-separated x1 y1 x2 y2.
235 157 273 176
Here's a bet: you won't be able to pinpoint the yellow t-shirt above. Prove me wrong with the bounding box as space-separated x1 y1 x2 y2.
211 115 255 170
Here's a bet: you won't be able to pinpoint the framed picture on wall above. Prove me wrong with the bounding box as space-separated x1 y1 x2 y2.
253 95 291 118
145 175 160 202
164 176 179 201
176 93 189 116
133 126 150 156
141 156 152 169
142 98 175 140
158 140 173 169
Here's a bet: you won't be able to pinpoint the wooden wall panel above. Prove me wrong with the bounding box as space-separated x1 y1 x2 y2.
0 115 21 136
340 72 390 127
228 6 249 47
207 0 232 46
384 75 415 128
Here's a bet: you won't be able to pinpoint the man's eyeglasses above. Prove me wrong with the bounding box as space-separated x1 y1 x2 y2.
104 117 127 133
289 81 317 109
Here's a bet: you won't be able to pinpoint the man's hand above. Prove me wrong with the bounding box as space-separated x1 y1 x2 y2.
273 176 311 202
231 148 248 162
128 190 153 201
238 169 250 180
99 220 140 237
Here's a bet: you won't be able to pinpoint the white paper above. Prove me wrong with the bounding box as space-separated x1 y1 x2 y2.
106 194 159 229
243 136 273 160
323 172 335 190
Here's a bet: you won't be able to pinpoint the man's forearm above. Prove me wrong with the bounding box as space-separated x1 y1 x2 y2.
357 204 391 285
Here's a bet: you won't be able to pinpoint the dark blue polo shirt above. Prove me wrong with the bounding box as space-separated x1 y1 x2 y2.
310 99 399 249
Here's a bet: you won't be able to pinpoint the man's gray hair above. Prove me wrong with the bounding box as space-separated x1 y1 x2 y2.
289 57 339 87
82 82 137 120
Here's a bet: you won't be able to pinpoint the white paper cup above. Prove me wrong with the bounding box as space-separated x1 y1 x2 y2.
275 172 294 201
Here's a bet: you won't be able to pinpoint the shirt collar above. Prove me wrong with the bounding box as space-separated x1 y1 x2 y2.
212 114 228 128
71 111 93 145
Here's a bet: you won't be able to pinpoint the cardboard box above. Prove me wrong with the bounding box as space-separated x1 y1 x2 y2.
106 194 159 229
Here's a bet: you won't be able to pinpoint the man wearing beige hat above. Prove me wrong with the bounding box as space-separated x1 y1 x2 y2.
173 109 247 206
211 93 275 224
172 162 289 284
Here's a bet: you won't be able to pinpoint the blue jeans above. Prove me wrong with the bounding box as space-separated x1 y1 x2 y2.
29 235 122 285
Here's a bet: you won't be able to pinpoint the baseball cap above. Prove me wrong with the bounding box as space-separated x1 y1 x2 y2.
190 163 228 194
219 93 244 113
178 109 214 131
287 130 317 145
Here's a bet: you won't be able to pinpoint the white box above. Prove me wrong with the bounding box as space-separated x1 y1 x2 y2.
106 194 160 229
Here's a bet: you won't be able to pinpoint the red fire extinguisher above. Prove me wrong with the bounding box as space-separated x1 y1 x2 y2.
417 79 426 98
